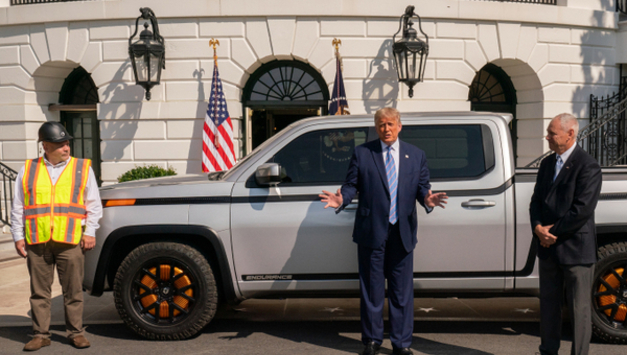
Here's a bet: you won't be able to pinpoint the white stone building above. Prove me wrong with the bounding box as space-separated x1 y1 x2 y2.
0 0 622 191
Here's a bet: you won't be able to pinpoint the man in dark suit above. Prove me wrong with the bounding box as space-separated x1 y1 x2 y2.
320 108 447 355
530 113 602 355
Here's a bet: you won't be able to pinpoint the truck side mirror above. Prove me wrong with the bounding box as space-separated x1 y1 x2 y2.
255 163 281 186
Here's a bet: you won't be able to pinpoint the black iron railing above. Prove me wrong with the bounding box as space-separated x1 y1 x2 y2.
526 91 627 168
586 77 627 166
0 162 17 227
477 0 556 4
10 0 94 5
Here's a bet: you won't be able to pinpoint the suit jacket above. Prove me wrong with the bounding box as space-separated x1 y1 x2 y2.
339 139 431 253
529 145 602 265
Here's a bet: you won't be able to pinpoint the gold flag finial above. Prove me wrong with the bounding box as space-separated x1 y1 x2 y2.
209 38 220 62
332 38 342 56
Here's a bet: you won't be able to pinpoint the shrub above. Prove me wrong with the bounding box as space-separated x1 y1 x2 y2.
117 165 177 183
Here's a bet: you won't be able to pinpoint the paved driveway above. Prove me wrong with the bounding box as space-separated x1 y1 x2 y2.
0 258 625 354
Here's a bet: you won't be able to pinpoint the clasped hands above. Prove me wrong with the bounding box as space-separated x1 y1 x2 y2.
535 224 557 248
319 189 448 209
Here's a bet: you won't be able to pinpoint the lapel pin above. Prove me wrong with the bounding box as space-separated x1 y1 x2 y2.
405 155 409 158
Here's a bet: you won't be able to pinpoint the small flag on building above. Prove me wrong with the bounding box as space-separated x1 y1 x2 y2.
329 38 350 115
202 39 236 172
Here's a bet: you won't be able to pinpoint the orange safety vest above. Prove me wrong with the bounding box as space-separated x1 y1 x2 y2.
22 157 91 245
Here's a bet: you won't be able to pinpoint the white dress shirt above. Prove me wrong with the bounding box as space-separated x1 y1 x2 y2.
381 138 434 213
10 155 103 242
557 142 577 166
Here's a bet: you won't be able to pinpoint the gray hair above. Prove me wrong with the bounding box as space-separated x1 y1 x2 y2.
553 113 579 137
374 107 401 124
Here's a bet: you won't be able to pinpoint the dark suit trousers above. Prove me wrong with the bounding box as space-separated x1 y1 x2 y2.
539 256 594 355
358 223 414 349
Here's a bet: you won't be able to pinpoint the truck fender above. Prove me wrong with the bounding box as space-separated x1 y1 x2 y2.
91 224 239 304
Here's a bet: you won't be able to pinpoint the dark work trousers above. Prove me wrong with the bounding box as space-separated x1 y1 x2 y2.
538 256 594 355
358 222 414 349
26 241 85 339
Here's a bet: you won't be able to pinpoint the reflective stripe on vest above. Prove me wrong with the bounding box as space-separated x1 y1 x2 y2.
22 157 91 245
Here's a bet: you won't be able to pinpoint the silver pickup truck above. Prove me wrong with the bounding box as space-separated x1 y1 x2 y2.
87 112 627 343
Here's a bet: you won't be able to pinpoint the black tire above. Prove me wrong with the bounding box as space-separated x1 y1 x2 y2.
113 242 218 340
592 241 627 344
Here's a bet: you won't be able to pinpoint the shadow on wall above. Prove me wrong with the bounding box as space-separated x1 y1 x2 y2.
362 39 399 114
185 68 208 175
572 0 615 119
99 61 142 164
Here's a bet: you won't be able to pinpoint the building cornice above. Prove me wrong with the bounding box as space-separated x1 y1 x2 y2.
0 0 618 30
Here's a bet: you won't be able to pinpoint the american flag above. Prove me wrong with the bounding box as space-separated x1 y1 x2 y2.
329 54 350 115
202 62 235 172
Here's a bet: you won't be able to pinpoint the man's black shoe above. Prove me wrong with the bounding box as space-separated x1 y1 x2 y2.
361 341 381 355
392 347 413 355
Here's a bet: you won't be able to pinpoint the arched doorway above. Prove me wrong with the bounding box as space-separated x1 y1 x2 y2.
58 67 101 184
469 63 517 158
242 60 330 152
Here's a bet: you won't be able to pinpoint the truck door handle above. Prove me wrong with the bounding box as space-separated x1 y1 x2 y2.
461 199 496 208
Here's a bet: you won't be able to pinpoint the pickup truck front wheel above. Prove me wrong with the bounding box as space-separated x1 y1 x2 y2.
113 242 218 340
592 242 627 344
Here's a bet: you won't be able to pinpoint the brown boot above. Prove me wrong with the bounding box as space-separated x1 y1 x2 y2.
70 335 90 349
23 337 51 351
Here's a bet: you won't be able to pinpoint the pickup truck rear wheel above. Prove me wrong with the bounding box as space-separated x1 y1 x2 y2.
592 242 627 344
113 242 218 340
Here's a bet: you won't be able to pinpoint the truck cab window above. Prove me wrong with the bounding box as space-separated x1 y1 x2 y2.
270 128 368 184
400 124 493 180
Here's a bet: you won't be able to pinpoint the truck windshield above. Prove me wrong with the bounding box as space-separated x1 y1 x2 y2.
220 127 291 180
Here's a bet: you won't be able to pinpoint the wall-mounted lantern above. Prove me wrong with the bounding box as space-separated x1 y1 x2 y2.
392 5 429 98
128 7 165 100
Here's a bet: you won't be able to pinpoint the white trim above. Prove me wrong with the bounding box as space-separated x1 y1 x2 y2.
0 0 618 30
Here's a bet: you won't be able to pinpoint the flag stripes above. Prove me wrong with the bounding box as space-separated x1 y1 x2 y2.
202 62 235 172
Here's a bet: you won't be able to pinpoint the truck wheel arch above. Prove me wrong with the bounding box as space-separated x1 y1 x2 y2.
92 225 238 304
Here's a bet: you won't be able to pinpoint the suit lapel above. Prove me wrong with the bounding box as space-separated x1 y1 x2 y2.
398 141 408 193
370 140 390 195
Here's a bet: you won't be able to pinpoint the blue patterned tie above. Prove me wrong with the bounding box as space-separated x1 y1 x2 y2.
553 155 563 182
386 146 398 224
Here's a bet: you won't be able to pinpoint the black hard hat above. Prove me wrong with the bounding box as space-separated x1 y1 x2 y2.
38 122 73 143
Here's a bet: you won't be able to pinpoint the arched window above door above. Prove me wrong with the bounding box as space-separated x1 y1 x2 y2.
469 63 517 161
468 63 515 106
243 60 330 152
243 60 329 107
59 67 99 105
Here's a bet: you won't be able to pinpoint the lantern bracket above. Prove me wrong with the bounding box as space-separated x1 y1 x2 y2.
129 7 166 70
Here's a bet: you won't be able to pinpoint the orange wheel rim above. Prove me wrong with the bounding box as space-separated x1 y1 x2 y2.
137 264 194 319
597 267 627 322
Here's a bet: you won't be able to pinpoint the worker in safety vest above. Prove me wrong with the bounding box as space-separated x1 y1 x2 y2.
10 121 102 351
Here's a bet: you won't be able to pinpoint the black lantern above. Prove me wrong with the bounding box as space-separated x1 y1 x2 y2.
129 7 165 100
392 5 429 98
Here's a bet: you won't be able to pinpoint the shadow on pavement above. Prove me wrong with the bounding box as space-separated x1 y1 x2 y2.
0 324 77 347
0 318 32 344
82 323 143 341
201 319 537 354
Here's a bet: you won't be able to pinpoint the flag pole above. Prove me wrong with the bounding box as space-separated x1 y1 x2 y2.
332 38 341 53
209 38 220 148
332 38 342 68
209 38 220 65
331 38 346 115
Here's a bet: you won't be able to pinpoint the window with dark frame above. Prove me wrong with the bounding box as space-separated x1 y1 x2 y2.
400 125 491 180
59 67 102 185
270 128 369 185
